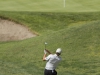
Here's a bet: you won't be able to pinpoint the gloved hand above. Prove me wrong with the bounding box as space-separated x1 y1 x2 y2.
44 50 47 54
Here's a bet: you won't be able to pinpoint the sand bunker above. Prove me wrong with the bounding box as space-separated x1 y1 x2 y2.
0 19 36 41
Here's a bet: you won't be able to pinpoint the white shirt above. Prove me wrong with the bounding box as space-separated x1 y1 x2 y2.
45 54 61 70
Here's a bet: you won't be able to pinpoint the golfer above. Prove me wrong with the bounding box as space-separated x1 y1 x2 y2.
43 48 62 75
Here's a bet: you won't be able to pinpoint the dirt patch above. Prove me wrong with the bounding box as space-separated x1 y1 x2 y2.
0 19 36 41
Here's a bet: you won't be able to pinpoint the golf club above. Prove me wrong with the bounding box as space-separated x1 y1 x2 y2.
45 42 47 49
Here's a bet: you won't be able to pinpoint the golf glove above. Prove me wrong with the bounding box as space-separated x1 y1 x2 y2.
44 50 47 54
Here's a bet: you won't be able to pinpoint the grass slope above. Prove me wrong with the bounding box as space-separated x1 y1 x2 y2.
0 21 100 75
0 0 100 12
0 11 100 34
0 11 100 75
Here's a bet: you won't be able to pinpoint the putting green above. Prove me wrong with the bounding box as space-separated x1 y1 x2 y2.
0 0 100 12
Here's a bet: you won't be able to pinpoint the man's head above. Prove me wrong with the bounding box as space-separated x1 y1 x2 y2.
56 48 62 56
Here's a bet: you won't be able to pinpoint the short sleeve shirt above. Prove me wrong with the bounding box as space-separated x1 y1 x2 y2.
45 54 61 70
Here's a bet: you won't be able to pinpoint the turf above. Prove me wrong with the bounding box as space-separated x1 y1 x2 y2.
0 11 100 34
0 11 100 75
0 0 100 12
0 0 100 75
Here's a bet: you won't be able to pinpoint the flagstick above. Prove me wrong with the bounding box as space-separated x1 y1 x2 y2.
64 0 65 7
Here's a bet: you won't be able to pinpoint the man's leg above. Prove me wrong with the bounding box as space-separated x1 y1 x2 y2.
52 70 57 75
44 69 53 75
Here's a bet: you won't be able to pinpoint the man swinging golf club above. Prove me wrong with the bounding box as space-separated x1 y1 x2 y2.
43 48 62 75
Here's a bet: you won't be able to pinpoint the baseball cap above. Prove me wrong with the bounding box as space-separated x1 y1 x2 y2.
56 48 62 54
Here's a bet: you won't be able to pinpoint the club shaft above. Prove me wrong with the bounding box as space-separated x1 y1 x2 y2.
45 44 46 49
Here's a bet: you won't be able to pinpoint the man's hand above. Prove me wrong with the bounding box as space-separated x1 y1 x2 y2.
43 49 51 61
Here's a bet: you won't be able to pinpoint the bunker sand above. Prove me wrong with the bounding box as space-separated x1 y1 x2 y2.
0 19 36 41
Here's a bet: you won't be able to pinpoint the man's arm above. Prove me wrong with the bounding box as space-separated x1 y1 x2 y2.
42 49 51 61
45 49 51 54
42 54 47 61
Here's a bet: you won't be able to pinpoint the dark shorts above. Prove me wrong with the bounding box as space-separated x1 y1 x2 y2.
44 69 57 75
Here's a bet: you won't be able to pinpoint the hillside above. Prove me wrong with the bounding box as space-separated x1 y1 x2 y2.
0 12 100 75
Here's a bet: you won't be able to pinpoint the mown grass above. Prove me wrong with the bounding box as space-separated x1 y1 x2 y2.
0 11 100 75
0 0 100 12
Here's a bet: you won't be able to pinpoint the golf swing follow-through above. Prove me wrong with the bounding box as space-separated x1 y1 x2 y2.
43 42 62 75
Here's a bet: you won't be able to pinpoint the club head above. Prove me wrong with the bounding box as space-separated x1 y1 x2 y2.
45 42 47 45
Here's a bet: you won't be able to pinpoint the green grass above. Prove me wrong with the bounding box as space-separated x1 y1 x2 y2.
0 11 100 34
0 0 100 12
0 11 100 75
0 0 100 75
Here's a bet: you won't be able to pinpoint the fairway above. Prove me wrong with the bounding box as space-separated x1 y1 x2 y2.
0 0 100 12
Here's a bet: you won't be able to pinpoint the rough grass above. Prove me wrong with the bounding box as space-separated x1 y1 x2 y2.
0 11 100 34
0 0 100 74
0 11 100 75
